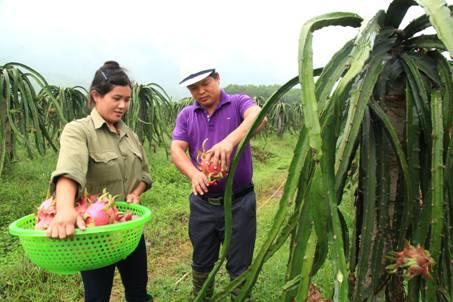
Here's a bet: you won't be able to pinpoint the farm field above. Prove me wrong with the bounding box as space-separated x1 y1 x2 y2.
1 1 451 300
0 134 341 302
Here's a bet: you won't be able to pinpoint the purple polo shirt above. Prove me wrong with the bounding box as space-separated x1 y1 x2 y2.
172 90 256 194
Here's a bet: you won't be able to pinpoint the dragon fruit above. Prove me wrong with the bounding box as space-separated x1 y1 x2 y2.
83 190 119 226
306 283 331 302
75 193 90 215
35 197 57 230
196 138 226 186
116 211 135 222
386 241 435 280
34 189 137 229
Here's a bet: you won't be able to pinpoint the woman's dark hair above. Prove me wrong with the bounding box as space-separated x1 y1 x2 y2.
88 61 132 108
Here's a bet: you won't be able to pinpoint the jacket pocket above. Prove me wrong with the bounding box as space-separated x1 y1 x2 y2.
87 152 122 188
90 151 119 163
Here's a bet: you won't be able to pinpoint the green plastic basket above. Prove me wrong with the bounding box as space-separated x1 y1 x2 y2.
9 202 152 274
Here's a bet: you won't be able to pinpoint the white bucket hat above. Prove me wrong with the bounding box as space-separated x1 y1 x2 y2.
179 56 217 87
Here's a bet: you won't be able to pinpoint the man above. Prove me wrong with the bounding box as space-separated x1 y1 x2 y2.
171 64 266 301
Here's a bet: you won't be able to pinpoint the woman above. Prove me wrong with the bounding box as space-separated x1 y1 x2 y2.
47 61 153 302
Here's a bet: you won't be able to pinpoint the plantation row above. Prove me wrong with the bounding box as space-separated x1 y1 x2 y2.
0 63 304 177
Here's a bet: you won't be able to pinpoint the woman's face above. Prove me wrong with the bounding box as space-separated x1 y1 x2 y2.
92 85 131 125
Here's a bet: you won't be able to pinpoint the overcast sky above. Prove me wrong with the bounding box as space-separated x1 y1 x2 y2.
0 0 435 98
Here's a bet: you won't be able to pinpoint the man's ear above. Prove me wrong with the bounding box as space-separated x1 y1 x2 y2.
212 72 220 81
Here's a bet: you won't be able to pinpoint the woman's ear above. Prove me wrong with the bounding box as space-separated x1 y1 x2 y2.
90 90 101 104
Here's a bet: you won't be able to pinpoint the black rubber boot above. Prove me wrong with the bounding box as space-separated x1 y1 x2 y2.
192 270 214 301
144 293 153 302
230 281 253 302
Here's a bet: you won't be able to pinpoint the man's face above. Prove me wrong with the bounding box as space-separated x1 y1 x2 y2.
187 75 221 109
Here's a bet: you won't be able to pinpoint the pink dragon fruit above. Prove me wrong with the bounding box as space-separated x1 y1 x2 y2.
75 194 89 215
35 197 57 230
386 241 435 280
34 189 137 229
116 211 134 222
196 138 226 186
83 190 119 226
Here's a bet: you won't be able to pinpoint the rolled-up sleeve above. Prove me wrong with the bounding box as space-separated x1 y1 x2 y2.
49 122 88 198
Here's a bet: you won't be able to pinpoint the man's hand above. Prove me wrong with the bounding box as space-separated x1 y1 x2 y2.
204 139 234 173
201 106 265 172
191 170 210 195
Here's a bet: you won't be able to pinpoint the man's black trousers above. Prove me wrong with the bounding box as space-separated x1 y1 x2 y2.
189 190 256 279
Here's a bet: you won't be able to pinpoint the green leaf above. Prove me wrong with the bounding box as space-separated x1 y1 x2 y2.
405 34 447 51
294 226 317 301
385 0 416 28
415 0 453 57
369 101 414 248
401 53 432 143
335 48 390 202
316 39 354 113
426 89 444 300
297 12 363 302
199 75 306 301
408 53 442 86
352 108 377 302
402 5 453 38
298 12 362 161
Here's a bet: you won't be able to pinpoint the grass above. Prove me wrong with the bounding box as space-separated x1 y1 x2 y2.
0 133 353 301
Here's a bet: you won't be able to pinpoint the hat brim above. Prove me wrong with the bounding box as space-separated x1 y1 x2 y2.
179 69 214 87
